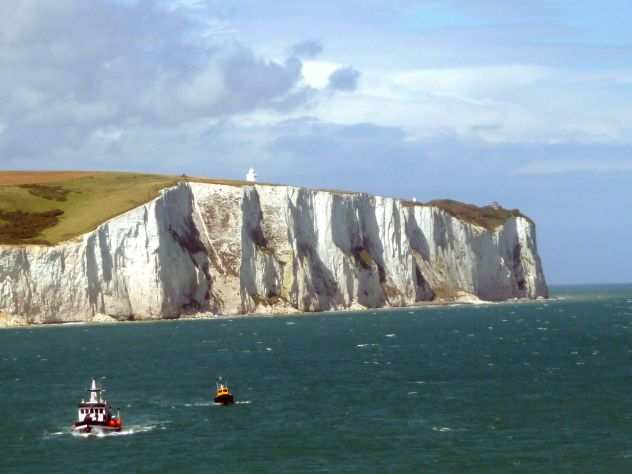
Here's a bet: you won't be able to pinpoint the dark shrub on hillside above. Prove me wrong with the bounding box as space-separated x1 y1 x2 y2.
0 209 64 244
19 184 70 202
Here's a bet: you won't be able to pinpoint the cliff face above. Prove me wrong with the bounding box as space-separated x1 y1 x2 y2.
0 182 547 325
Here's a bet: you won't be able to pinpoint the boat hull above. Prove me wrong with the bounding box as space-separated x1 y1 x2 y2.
72 423 122 434
214 394 234 405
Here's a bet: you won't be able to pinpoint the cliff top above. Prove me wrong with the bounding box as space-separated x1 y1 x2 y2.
424 199 531 231
0 172 177 245
0 171 528 245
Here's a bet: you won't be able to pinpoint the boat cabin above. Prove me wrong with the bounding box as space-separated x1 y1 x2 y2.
78 403 109 423
77 380 113 423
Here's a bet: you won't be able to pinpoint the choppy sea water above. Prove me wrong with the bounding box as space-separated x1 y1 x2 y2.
2 285 632 473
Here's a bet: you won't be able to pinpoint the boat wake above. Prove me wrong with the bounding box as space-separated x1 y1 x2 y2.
212 400 252 406
432 426 453 433
71 422 168 438
184 400 252 407
44 421 168 440
183 401 215 407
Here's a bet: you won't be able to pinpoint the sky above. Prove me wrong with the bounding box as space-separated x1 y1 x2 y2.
1 0 631 285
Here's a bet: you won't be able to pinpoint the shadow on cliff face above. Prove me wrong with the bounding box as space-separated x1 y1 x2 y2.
331 194 360 303
331 194 385 307
433 209 452 252
288 189 340 311
404 209 435 302
85 224 135 320
356 196 390 307
85 233 103 315
506 217 548 299
156 185 214 317
501 218 530 298
240 187 282 311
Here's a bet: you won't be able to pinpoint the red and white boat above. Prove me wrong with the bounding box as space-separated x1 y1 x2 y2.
72 379 123 434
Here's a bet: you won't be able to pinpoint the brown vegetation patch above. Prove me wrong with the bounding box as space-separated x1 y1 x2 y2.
252 293 283 306
19 184 71 201
0 171 96 186
382 283 402 300
352 246 375 270
0 209 64 244
427 199 529 230
430 286 457 300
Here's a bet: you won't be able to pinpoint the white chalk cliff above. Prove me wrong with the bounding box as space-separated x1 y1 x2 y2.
0 182 547 325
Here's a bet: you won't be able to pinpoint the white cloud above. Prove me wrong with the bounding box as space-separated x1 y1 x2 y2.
391 65 551 101
301 60 341 88
3 0 632 173
166 0 206 12
301 63 632 145
91 127 125 145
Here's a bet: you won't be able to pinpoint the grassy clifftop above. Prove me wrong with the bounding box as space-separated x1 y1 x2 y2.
425 199 530 231
0 171 527 245
0 172 179 245
0 171 267 245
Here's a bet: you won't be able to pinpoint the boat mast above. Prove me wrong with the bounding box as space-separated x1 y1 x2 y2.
88 379 101 403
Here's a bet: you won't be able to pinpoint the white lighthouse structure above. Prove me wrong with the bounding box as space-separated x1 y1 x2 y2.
246 168 257 183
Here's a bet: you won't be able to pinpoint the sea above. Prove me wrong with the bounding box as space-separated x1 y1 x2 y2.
1 285 632 473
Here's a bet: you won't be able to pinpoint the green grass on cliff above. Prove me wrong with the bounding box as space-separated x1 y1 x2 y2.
0 171 526 245
0 170 283 245
0 172 178 245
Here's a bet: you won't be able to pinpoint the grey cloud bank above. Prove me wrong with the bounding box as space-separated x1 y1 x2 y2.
0 0 319 159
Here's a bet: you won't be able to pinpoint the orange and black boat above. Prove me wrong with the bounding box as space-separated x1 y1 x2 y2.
214 377 234 405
